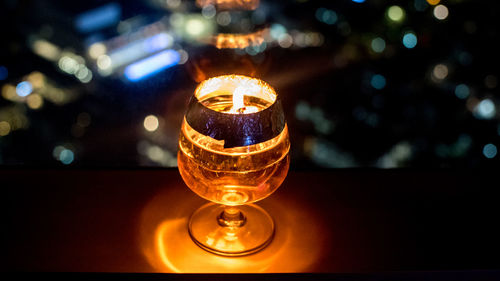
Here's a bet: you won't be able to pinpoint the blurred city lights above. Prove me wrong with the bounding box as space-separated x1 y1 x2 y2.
270 24 287 40
97 55 112 70
76 67 93 83
371 37 386 53
171 14 214 41
433 5 449 20
177 49 189 64
402 32 418 48
216 12 231 26
58 56 80 74
144 115 159 132
53 145 75 164
0 121 11 136
304 137 355 167
201 5 216 19
196 0 260 10
370 74 386 90
278 34 293 48
474 98 496 119
15 81 33 97
169 13 184 28
186 18 206 36
103 33 174 72
295 101 334 134
455 84 470 99
212 29 266 49
377 141 413 168
88 42 107 59
432 64 448 80
0 66 8 81
316 8 338 25
387 6 405 23
32 39 61 61
166 0 181 9
74 2 122 33
124 49 180 82
1 0 499 169
26 94 44 110
59 149 75 164
483 143 497 159
27 72 45 89
426 0 440 6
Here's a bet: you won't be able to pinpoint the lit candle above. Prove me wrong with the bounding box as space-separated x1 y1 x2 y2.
228 84 259 114
185 75 285 148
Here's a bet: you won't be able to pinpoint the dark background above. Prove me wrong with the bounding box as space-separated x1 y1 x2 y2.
1 0 499 168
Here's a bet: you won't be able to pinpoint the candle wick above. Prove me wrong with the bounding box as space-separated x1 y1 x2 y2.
237 107 246 114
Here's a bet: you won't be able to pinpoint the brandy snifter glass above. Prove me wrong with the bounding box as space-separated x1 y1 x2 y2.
178 74 290 256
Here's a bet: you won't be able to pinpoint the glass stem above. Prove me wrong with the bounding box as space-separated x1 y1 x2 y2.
217 206 246 227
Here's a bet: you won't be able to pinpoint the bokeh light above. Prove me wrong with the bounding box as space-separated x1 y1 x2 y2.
0 121 11 136
433 5 449 20
387 6 405 22
474 99 496 120
201 5 216 19
370 74 386 90
53 145 75 164
371 37 386 53
432 64 449 80
270 24 287 40
59 149 74 164
1 0 500 169
88 42 107 59
144 115 159 132
97 55 112 70
26 94 44 110
15 81 33 97
216 12 231 26
402 32 418 48
483 144 497 159
455 84 470 99
316 8 337 25
186 18 205 36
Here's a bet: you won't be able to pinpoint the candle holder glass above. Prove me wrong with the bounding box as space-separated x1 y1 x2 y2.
178 75 290 256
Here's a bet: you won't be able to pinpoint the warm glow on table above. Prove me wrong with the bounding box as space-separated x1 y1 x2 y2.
138 182 329 273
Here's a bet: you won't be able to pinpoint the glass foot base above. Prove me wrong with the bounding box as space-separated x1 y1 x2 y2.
188 202 274 256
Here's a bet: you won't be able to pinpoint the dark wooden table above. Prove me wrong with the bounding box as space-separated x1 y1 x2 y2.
1 168 499 279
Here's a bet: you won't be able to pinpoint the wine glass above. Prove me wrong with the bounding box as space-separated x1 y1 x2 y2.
178 74 290 256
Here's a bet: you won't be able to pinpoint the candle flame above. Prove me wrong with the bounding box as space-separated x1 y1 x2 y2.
194 75 277 114
232 85 245 113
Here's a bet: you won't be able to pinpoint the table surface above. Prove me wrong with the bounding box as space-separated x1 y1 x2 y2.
1 168 500 275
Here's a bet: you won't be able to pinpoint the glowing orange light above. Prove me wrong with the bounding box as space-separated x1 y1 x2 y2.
196 0 260 10
139 185 329 273
176 75 290 256
426 0 440 5
211 29 267 49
